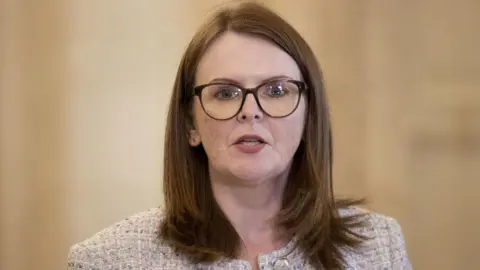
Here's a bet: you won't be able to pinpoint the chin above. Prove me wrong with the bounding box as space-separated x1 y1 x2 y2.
229 163 280 183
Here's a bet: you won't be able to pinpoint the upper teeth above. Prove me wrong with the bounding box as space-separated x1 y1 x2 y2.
242 140 260 145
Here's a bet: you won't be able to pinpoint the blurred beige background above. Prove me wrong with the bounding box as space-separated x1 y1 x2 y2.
1 0 479 269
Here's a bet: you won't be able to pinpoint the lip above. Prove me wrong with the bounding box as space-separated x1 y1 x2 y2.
233 134 266 145
232 134 267 154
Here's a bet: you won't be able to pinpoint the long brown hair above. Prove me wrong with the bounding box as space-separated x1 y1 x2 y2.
161 1 367 269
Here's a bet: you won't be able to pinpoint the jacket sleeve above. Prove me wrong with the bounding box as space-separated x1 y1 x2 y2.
66 244 98 270
386 217 413 269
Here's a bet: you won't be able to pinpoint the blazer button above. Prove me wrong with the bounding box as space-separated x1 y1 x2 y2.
272 258 292 270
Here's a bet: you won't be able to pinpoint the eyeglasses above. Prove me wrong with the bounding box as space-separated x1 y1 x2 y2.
193 79 308 120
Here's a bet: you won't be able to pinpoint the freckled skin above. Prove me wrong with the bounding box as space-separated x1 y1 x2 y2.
190 31 307 186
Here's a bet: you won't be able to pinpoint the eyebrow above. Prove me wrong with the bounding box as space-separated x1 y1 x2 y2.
208 75 294 85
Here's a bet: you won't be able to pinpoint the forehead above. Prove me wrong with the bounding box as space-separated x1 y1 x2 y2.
195 31 302 86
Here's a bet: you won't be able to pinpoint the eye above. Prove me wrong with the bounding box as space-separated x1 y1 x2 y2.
264 83 289 97
211 85 241 100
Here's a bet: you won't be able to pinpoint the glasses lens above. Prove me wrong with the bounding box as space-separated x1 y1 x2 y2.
258 81 300 117
200 84 243 119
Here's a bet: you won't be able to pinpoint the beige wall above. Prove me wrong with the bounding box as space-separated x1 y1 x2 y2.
1 1 68 269
65 0 194 244
1 1 479 269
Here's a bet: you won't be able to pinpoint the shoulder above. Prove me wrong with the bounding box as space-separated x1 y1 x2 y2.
339 207 412 269
67 208 183 269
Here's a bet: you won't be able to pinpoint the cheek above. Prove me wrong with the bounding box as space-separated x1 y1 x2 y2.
193 105 231 158
198 116 220 144
272 107 306 155
193 99 216 141
274 120 304 152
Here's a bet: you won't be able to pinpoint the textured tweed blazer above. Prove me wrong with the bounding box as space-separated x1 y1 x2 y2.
67 207 412 269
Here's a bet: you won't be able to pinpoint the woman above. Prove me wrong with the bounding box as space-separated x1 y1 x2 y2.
68 1 411 269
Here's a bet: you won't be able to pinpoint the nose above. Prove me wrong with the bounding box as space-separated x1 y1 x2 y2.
237 93 263 122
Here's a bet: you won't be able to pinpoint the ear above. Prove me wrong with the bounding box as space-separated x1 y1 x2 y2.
188 129 201 147
186 111 201 146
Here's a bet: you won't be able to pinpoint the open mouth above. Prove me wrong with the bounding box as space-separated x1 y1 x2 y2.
234 135 266 145
238 139 263 146
233 135 266 153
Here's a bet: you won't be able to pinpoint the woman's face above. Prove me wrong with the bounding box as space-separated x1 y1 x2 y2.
190 31 307 185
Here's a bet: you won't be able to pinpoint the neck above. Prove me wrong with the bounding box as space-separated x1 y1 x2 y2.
209 169 288 243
